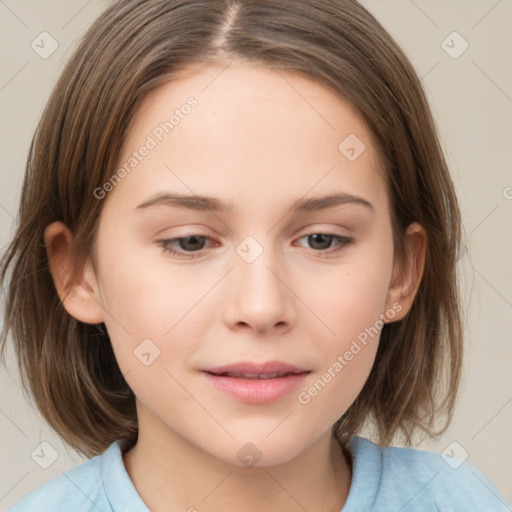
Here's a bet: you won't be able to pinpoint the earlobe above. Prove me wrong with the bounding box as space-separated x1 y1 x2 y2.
44 221 105 324
385 222 427 322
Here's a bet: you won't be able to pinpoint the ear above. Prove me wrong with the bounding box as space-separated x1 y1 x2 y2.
384 222 427 322
44 221 105 324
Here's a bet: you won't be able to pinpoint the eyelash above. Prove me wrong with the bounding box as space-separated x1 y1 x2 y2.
156 232 354 260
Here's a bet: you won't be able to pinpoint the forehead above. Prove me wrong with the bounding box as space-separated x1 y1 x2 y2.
108 61 389 215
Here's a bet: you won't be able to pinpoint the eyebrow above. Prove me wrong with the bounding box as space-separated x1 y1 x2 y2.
136 192 374 214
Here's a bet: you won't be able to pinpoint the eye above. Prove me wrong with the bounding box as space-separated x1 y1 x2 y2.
157 232 354 260
295 233 354 256
157 235 214 259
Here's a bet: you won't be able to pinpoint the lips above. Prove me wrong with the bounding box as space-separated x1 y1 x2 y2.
211 371 303 379
203 361 309 377
201 361 310 403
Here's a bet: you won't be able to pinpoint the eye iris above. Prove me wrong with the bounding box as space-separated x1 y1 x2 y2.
179 235 206 251
308 234 333 250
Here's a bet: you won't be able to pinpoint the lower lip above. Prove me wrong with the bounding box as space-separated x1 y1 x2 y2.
201 372 309 403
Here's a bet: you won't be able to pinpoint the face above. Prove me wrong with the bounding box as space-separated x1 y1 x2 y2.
69 61 411 466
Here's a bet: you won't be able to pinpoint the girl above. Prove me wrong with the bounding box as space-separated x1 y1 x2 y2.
1 0 509 510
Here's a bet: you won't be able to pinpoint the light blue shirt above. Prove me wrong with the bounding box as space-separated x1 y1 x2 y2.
8 436 511 511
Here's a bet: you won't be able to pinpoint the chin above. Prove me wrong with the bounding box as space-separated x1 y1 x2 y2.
204 432 315 469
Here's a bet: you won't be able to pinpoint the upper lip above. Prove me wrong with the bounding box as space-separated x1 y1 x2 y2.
202 361 310 378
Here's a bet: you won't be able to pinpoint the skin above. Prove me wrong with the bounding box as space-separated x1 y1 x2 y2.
44 61 426 511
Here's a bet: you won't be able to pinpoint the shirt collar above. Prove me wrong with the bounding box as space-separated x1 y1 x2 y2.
102 440 150 511
100 436 383 512
341 436 383 511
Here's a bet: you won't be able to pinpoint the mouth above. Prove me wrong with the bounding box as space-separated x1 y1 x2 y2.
200 361 310 403
204 370 308 379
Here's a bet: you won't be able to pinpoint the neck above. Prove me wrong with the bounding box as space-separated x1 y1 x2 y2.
123 421 352 512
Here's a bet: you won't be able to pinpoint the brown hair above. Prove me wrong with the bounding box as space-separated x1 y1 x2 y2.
0 0 463 458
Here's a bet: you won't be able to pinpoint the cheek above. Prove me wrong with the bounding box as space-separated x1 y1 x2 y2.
92 238 210 375
295 273 390 426
95 215 213 330
297 235 394 410
312 245 394 340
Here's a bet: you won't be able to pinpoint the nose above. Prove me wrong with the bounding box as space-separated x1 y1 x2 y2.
222 241 297 335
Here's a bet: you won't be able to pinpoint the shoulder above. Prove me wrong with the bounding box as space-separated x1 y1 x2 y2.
8 443 112 512
345 436 511 512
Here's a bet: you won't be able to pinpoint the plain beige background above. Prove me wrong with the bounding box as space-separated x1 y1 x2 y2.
0 0 511 509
